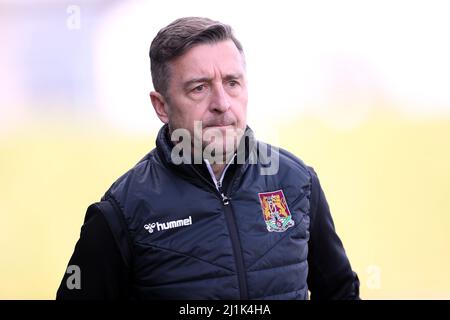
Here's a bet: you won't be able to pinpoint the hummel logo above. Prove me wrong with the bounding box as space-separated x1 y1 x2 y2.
144 216 193 233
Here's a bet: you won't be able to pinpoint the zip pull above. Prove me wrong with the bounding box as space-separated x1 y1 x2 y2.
221 193 230 206
217 181 230 205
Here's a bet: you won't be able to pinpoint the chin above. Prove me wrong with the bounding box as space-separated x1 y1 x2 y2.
202 140 237 158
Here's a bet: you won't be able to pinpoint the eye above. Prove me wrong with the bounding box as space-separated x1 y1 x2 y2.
192 84 206 92
228 80 238 87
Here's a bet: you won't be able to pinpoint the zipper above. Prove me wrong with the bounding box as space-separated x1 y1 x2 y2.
197 159 249 299
219 180 249 299
217 181 230 205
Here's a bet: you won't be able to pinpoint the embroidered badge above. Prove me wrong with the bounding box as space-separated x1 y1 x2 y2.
258 189 295 232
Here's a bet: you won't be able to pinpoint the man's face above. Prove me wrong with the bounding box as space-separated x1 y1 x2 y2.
156 40 248 158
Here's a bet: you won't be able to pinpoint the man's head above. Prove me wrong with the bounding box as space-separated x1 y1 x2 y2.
149 17 248 160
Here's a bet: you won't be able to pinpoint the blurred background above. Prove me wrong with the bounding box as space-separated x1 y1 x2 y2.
1 0 449 299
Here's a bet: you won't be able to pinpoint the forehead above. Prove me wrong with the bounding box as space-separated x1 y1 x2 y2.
169 40 246 82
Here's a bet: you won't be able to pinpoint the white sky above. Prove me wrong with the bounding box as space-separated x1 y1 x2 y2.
71 0 450 132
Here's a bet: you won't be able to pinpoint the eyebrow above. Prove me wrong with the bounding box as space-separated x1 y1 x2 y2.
223 73 243 82
183 73 244 90
183 77 211 90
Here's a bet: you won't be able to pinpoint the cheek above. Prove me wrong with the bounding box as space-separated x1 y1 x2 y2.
169 96 192 119
235 94 248 118
172 101 207 130
237 86 248 106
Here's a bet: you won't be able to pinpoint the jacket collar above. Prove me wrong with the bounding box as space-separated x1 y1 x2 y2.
155 124 256 192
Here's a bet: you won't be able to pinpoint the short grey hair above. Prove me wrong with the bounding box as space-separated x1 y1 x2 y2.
149 17 244 97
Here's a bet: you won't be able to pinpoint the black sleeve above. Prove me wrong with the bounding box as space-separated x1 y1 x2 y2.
306 167 360 300
56 203 130 300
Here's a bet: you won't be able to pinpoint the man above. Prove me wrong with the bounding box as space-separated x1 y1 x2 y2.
57 17 360 300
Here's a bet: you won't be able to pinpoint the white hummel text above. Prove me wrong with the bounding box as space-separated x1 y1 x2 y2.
144 216 192 233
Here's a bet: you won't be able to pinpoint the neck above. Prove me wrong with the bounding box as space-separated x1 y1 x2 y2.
210 163 226 181
203 153 237 188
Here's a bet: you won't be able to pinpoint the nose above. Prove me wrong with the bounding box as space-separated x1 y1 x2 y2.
209 83 231 113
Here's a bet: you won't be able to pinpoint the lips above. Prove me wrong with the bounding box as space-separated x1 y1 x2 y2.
204 119 235 127
203 116 236 129
206 124 233 127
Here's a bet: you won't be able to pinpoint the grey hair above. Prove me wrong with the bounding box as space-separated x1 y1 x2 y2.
149 17 244 97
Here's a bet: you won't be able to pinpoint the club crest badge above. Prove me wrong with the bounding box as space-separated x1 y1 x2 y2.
258 189 295 232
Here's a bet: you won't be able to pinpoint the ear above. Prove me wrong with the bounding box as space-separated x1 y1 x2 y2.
150 91 169 124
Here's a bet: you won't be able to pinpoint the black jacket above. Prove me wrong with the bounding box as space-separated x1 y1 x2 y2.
57 125 360 299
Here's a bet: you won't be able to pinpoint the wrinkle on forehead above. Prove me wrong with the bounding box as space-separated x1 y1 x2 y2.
169 40 246 86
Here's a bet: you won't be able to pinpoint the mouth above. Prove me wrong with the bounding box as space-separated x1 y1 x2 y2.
204 123 235 129
207 124 233 128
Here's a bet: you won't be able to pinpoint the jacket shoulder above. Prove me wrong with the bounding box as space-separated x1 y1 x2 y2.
257 140 313 178
101 149 158 210
279 146 311 172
